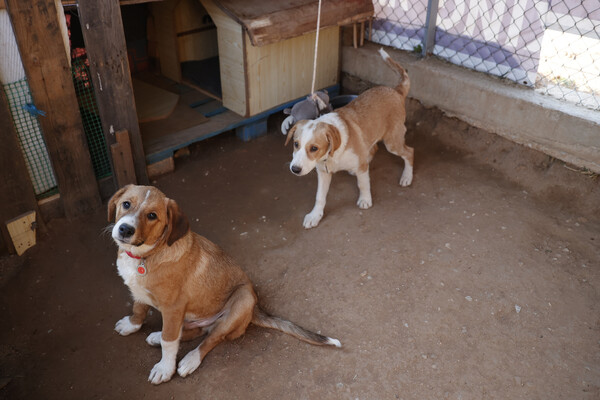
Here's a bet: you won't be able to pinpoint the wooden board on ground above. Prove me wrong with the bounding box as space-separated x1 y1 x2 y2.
132 79 180 123
142 83 338 164
5 211 36 256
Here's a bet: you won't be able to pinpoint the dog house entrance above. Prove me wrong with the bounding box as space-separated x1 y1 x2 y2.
181 57 221 100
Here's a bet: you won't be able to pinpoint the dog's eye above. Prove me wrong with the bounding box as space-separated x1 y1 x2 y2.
310 146 318 152
147 212 157 221
122 201 130 209
294 141 299 149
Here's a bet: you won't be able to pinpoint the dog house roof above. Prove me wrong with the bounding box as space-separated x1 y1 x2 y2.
212 0 374 46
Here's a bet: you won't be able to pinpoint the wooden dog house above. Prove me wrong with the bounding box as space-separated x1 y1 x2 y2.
151 0 373 117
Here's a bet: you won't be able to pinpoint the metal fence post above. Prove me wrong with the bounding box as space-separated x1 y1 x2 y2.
423 0 440 56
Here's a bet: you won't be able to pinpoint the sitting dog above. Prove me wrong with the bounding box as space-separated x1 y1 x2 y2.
286 48 414 229
108 185 341 384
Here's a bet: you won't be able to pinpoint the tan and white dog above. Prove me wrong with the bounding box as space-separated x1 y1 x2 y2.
286 48 414 229
108 185 341 384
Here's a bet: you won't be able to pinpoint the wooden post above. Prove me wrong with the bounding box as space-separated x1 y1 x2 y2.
77 0 149 186
110 130 137 187
4 0 102 219
0 89 43 254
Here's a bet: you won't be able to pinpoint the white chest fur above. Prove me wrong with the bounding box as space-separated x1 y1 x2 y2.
321 148 360 174
116 252 156 308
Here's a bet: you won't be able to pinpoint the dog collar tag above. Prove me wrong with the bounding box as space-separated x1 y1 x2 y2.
137 260 147 276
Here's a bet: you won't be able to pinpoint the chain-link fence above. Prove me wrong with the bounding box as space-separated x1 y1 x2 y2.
372 0 600 111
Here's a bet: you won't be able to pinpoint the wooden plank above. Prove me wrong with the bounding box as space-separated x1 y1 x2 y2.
0 87 42 254
147 156 175 179
245 26 339 116
78 0 149 185
143 84 339 163
6 211 36 256
201 0 247 116
214 0 373 46
4 0 101 219
151 0 181 82
62 0 162 5
110 130 137 187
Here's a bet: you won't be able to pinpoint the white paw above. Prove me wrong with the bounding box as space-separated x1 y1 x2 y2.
146 331 162 347
399 170 413 187
357 196 372 209
115 316 142 336
148 359 176 385
303 211 323 229
177 348 202 377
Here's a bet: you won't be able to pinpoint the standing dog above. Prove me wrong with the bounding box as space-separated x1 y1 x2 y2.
108 185 341 384
286 48 414 229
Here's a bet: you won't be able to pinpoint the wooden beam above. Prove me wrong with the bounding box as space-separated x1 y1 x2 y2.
78 0 149 185
61 0 163 5
0 89 42 254
4 0 101 219
110 130 137 187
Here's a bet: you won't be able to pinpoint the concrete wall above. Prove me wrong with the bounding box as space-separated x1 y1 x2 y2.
342 43 600 174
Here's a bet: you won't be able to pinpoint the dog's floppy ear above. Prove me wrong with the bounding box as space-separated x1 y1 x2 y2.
285 123 298 146
166 198 190 246
325 125 342 157
107 185 131 222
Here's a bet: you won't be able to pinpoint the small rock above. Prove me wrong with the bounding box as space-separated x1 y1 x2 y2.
515 376 522 386
515 305 521 313
465 296 473 302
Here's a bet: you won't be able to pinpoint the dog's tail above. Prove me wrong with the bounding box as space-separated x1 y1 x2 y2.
379 47 410 97
252 306 342 348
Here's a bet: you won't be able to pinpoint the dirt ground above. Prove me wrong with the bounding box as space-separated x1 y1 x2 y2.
1 98 599 400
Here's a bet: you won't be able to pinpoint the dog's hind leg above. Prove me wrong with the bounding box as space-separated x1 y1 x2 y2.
177 284 256 378
181 327 205 341
383 127 414 187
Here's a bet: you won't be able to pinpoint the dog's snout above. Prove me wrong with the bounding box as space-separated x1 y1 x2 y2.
118 223 135 238
291 165 302 175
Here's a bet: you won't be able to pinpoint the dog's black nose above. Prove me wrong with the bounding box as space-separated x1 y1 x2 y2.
118 223 135 238
291 165 302 174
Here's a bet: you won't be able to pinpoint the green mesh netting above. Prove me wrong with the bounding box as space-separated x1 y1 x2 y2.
71 57 112 179
3 80 58 197
3 60 111 198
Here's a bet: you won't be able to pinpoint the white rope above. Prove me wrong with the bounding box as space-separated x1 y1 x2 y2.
310 0 323 97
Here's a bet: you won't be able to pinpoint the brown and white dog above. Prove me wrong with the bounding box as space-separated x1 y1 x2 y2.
286 48 414 229
108 185 341 384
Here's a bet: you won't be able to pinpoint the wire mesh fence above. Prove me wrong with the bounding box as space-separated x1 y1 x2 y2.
71 56 112 179
372 0 600 111
3 80 58 197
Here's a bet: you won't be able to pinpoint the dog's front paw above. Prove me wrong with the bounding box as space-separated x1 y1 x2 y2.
303 211 323 229
399 170 413 187
146 331 162 347
357 195 372 209
178 348 202 377
115 316 142 336
148 359 176 385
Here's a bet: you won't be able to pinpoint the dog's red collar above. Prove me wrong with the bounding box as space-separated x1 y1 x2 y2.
125 250 142 260
124 251 147 276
